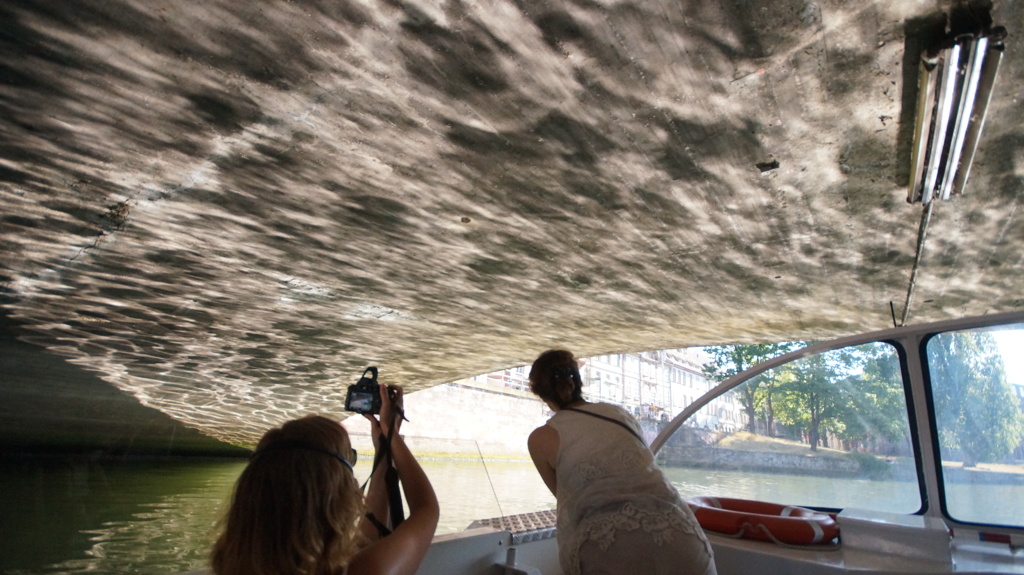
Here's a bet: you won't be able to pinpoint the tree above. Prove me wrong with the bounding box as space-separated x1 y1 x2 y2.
929 330 1024 467
702 342 800 434
772 350 857 451
701 341 917 456
833 343 910 453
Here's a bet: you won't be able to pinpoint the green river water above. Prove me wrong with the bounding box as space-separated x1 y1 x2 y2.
2 456 1020 575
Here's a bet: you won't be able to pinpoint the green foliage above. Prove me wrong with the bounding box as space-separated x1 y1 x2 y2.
699 329 1024 465
834 345 909 446
929 331 1024 466
706 341 911 455
701 342 800 433
772 348 859 451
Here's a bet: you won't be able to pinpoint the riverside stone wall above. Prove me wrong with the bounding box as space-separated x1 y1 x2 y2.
659 444 862 475
658 426 865 476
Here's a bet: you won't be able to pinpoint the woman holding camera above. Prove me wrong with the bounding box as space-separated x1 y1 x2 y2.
211 383 438 575
527 349 717 575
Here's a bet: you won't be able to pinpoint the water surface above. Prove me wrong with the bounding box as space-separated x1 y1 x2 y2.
4 456 1017 574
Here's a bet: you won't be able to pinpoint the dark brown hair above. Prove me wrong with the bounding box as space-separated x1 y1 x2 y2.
211 415 365 575
529 349 583 409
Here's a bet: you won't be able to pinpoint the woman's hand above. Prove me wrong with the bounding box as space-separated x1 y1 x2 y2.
363 384 403 439
381 384 404 435
349 383 437 575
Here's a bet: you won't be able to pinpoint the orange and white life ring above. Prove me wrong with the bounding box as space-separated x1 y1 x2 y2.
687 496 839 545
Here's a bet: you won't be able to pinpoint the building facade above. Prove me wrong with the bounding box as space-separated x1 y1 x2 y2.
467 349 748 432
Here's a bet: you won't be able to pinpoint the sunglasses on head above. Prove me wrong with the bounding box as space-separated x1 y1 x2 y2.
251 441 357 471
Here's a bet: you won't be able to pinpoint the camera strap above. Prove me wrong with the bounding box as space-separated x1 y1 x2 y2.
385 458 404 528
360 428 405 537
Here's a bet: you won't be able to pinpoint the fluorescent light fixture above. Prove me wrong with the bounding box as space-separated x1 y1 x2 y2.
908 27 1006 204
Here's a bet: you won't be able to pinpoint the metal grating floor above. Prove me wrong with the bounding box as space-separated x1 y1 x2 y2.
467 509 558 544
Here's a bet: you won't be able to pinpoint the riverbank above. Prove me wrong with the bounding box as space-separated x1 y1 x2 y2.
341 382 1024 486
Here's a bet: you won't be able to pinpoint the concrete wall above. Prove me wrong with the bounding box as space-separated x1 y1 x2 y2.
660 444 862 475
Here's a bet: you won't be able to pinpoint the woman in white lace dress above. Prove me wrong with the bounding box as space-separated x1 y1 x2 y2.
527 349 718 575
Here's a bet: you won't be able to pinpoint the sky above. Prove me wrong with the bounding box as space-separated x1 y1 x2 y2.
995 328 1024 387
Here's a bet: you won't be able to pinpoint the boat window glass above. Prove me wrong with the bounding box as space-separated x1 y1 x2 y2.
660 341 921 514
925 324 1024 528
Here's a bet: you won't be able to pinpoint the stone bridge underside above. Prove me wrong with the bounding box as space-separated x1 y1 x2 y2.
1 0 1022 451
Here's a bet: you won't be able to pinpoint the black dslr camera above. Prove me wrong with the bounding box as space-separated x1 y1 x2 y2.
345 367 382 414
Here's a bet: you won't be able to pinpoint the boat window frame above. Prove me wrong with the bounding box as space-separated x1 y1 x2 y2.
917 323 1024 530
653 336 924 514
651 311 1024 528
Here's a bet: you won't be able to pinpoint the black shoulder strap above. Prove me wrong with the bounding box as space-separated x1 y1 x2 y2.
361 429 405 535
386 462 404 528
564 407 648 448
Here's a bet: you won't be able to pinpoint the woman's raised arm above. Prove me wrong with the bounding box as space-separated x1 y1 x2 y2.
349 384 439 575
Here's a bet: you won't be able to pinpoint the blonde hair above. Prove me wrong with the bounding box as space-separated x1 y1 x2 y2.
211 415 366 575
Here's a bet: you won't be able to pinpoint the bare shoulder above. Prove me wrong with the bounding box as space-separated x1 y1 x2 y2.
529 423 557 442
527 424 559 495
528 424 558 455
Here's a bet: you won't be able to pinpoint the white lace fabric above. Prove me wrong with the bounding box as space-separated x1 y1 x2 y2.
547 404 715 575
